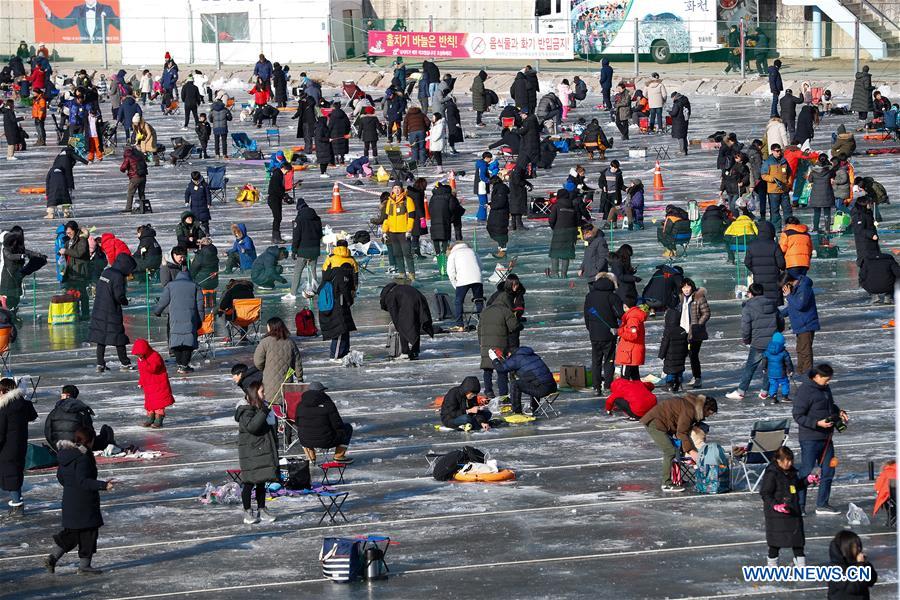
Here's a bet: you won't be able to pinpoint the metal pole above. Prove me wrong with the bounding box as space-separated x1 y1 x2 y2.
534 15 540 73
633 18 639 77
259 3 264 55
188 2 194 65
854 18 860 75
146 272 151 335
215 15 221 69
687 18 691 76
31 275 36 325
811 8 822 59
740 19 746 80
101 13 108 70
327 6 334 70
895 283 900 599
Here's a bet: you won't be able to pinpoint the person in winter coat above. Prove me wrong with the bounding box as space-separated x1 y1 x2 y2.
537 91 563 131
272 63 287 107
858 251 900 304
725 210 759 264
179 74 202 128
793 104 818 147
190 237 219 294
678 279 710 389
184 171 212 233
611 84 632 139
764 117 789 156
295 382 353 462
792 363 847 514
384 88 407 144
406 178 429 256
43 427 113 575
31 87 47 147
446 241 483 331
402 105 429 165
153 271 204 373
557 79 572 121
0 378 38 520
89 253 136 373
470 70 488 126
292 93 317 153
59 221 91 320
424 112 445 172
429 182 462 255
209 99 232 158
175 211 203 250
642 263 684 312
747 139 765 208
253 317 301 407
572 75 588 108
159 247 188 291
623 179 645 230
641 393 718 491
130 338 175 428
851 193 880 265
515 111 541 173
701 203 731 247
779 89 803 136
235 380 279 525
319 242 357 360
726 283 785 401
1 99 22 161
314 116 333 177
380 282 433 360
193 111 211 158
762 331 794 403
582 117 610 160
761 144 793 230
778 217 812 277
806 155 836 232
646 73 667 132
118 94 142 141
767 59 784 117
831 125 856 162
478 292 521 398
507 166 532 231
98 233 129 267
119 145 149 214
606 379 657 420
46 146 87 220
248 81 271 128
383 184 417 280
669 92 691 154
44 385 114 453
132 224 162 278
510 71 530 112
579 225 609 280
608 245 639 307
357 106 385 158
759 446 818 567
327 101 351 164
133 116 159 165
225 223 256 273
0 227 46 312
251 246 288 290
487 176 510 257
615 303 649 380
599 58 613 111
584 272 624 393
547 188 579 278
287 198 323 298
491 346 557 416
440 376 491 431
443 93 463 153
827 530 878 599
658 304 690 392
850 65 875 121
721 152 750 213
745 221 787 304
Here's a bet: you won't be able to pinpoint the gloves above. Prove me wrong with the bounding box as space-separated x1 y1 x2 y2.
807 473 820 485
488 348 498 361
772 503 790 514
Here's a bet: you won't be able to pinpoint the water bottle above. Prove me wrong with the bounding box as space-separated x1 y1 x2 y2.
365 547 386 580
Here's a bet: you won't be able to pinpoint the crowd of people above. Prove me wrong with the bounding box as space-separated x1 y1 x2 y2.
0 43 891 591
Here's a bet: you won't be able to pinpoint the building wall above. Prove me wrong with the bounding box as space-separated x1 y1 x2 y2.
775 1 897 61
367 0 535 33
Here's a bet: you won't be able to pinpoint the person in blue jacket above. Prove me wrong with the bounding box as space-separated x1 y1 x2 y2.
160 57 179 113
762 332 793 403
474 152 492 221
489 346 557 416
225 223 256 273
768 59 784 118
780 274 819 375
184 171 212 234
253 54 273 90
599 58 613 116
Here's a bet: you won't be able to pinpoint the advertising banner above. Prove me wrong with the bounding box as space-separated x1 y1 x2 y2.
34 0 121 44
367 30 573 60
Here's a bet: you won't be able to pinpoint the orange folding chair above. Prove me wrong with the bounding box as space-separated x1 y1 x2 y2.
225 298 262 345
0 326 12 375
196 312 216 360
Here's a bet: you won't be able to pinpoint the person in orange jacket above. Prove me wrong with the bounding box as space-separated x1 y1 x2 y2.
31 88 47 146
779 215 813 277
615 302 650 381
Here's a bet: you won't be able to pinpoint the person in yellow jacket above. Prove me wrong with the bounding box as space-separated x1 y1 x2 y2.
322 240 359 290
724 208 759 264
382 183 417 280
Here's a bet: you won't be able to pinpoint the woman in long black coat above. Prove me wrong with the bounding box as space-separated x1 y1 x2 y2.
548 189 579 278
658 306 689 392
0 379 38 519
379 282 433 360
850 66 874 119
508 166 532 231
759 447 812 566
314 116 333 176
89 253 137 372
792 105 817 147
46 147 86 211
744 220 786 304
327 103 351 163
608 244 640 308
669 93 691 154
272 63 287 107
320 260 357 360
443 94 463 152
487 176 510 256
428 182 461 255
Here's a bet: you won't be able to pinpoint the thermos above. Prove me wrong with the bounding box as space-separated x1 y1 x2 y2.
868 460 875 481
365 547 386 580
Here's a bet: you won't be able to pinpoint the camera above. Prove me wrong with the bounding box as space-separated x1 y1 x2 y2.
826 414 847 433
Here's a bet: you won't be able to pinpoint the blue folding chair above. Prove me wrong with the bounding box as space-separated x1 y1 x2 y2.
231 132 257 158
207 166 228 203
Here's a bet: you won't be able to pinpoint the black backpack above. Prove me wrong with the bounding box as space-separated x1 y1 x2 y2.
432 446 485 481
283 458 311 490
351 230 370 245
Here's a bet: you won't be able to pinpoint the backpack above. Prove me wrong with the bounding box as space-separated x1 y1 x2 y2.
243 149 263 160
434 292 453 321
351 230 370 245
282 458 311 490
485 89 499 107
135 156 148 177
694 442 731 494
320 538 362 582
317 280 334 313
295 308 318 336
431 446 484 481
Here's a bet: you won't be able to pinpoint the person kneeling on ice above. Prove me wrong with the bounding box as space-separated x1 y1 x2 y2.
489 347 556 416
762 332 793 404
440 376 492 432
640 394 718 492
131 339 175 428
235 380 279 525
45 385 115 453
295 382 353 463
606 379 657 421
760 446 819 568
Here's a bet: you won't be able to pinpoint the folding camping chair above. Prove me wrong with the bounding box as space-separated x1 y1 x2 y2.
101 122 118 152
384 145 416 182
225 298 262 345
668 221 693 258
531 391 560 418
196 312 216 360
0 326 12 376
729 418 790 492
231 132 258 158
342 81 366 107
272 382 307 454
529 194 551 218
653 145 671 161
671 437 697 488
168 137 195 167
283 168 302 200
207 166 228 203
265 128 280 146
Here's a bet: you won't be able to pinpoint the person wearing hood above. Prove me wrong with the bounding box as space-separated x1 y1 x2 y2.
510 70 529 111
726 282 785 401
380 282 433 360
778 216 812 277
746 220 787 304
780 273 819 376
584 272 624 394
759 446 819 569
582 117 610 160
793 104 818 147
641 393 718 492
579 225 609 280
858 250 900 305
827 530 878 598
507 165 532 231
180 74 202 128
446 241 483 332
286 197 323 299
292 93 317 153
440 376 491 431
314 115 333 178
251 246 288 290
701 203 732 247
132 224 162 278
470 70 488 127
59 220 91 320
42 426 113 575
0 227 46 312
571 75 588 108
295 381 353 463
779 89 803 136
478 291 522 398
89 252 136 373
175 211 203 250
669 91 691 155
0 378 38 521
210 98 232 158
430 73 455 116
763 331 794 403
851 190 880 264
546 186 579 277
160 246 188 288
443 91 463 154
272 62 287 107
537 90 563 132
226 223 256 273
153 270 204 374
646 73 667 133
850 65 875 122
44 385 114 453
327 101 351 164
515 110 541 173
487 175 510 257
624 179 645 230
678 278 710 389
234 380 278 525
184 171 212 233
598 58 613 113
806 154 835 232
429 181 463 256
46 146 87 220
319 241 357 360
189 237 219 295
491 346 556 416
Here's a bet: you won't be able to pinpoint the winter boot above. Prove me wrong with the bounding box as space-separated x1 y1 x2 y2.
303 447 317 462
44 207 54 219
2 502 24 521
793 556 806 568
691 378 703 389
77 557 103 575
334 446 354 463
142 414 155 427
150 415 164 429
766 557 778 567
44 553 59 574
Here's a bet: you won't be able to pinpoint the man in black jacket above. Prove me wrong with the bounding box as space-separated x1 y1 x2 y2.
288 197 323 299
440 376 490 431
294 382 353 462
792 364 848 515
44 385 114 452
858 251 900 304
584 273 624 394
490 346 556 415
267 162 289 244
180 74 203 129
779 89 803 137
514 111 540 174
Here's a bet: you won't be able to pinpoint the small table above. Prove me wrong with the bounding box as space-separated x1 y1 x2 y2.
316 490 349 525
319 461 349 485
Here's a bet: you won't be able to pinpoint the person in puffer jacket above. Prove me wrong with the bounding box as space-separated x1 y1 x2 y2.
250 246 288 289
726 283 785 401
440 376 490 431
490 346 556 415
44 385 114 453
606 379 656 420
827 530 878 599
132 224 162 279
225 223 256 273
762 331 794 403
778 216 812 277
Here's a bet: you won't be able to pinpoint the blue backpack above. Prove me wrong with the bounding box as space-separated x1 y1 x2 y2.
694 442 731 494
317 281 334 313
553 139 570 153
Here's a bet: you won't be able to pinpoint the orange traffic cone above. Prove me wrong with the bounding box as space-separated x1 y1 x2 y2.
653 161 666 190
424 197 431 220
328 182 346 214
448 170 457 193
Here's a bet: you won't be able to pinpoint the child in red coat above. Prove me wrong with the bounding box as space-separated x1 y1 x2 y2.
132 339 174 428
606 379 657 420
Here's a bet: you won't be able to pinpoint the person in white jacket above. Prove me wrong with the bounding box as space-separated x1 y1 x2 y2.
765 116 789 153
645 72 667 133
446 241 483 331
428 112 446 173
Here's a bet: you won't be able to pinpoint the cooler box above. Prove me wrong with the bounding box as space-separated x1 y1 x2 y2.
48 293 77 325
